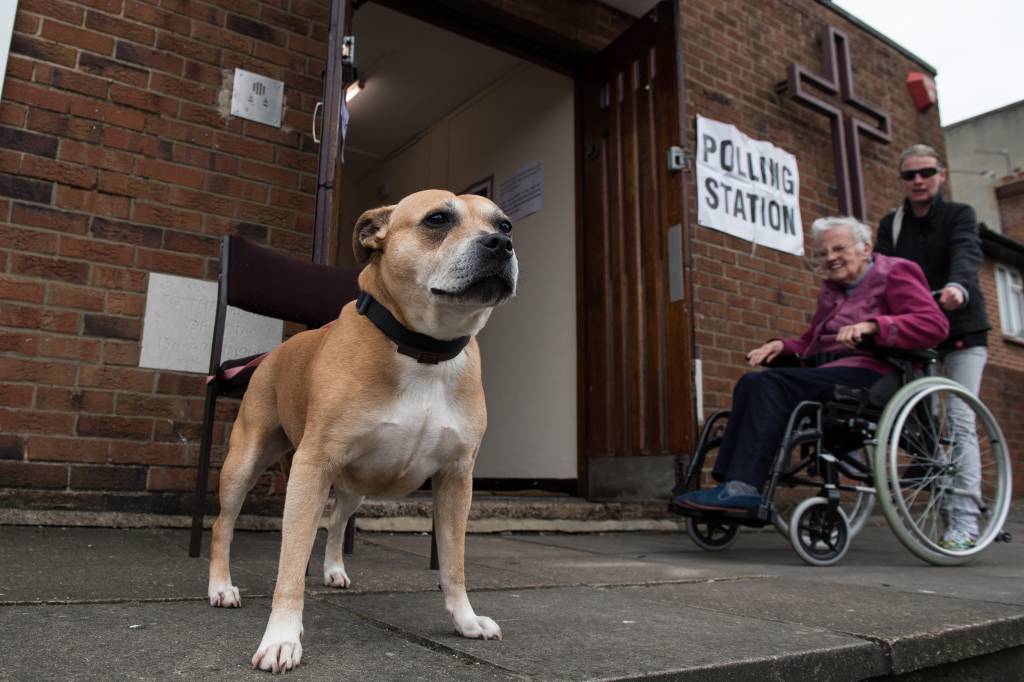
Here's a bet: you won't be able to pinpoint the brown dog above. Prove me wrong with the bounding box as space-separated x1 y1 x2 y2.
206 189 518 673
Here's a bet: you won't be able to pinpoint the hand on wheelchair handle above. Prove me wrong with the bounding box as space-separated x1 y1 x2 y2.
747 339 784 367
836 321 879 350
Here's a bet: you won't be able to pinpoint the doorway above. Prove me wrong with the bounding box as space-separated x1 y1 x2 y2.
336 3 579 486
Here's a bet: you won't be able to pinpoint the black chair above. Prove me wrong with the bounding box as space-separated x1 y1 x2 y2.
188 235 360 558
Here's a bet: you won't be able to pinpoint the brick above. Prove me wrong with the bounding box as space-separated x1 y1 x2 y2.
40 18 115 55
11 253 89 284
85 10 156 45
109 440 185 466
46 283 105 311
191 23 253 55
0 330 38 353
55 185 131 218
79 364 152 392
135 157 203 189
76 414 153 441
11 202 90 234
36 386 114 413
27 436 108 463
19 155 97 188
149 72 216 105
237 159 298 187
0 461 66 488
103 340 140 366
226 13 285 46
106 291 145 316
132 202 202 231
162 229 218 256
38 334 102 361
182 60 221 87
69 97 146 131
0 384 34 408
60 234 135 265
70 464 147 490
77 52 149 87
123 0 190 35
0 125 59 157
0 303 80 334
91 264 147 292
134 247 205 277
0 276 45 304
0 407 76 435
0 434 24 460
35 63 110 98
27 108 103 143
9 34 78 67
114 41 183 75
156 372 205 396
59 139 133 173
148 465 215 492
155 33 219 66
90 215 163 247
83 313 141 340
167 186 235 217
0 172 53 202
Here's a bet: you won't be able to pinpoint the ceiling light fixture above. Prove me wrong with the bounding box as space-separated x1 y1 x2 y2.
345 80 364 103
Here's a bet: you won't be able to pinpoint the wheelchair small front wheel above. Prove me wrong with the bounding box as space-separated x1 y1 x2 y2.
686 517 739 551
788 496 850 566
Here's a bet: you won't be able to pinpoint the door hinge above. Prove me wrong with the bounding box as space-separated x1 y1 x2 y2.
667 146 691 173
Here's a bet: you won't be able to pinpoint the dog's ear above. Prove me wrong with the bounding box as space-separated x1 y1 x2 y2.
352 205 393 264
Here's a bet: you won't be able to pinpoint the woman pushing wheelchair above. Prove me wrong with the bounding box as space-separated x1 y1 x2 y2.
674 216 948 515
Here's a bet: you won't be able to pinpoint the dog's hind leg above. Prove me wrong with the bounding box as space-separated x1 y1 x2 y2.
208 405 291 608
323 489 363 588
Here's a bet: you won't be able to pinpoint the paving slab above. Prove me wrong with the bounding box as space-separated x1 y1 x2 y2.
0 598 519 682
368 532 767 586
340 584 886 681
635 578 1024 675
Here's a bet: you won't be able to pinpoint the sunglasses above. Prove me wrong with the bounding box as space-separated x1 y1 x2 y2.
900 167 941 181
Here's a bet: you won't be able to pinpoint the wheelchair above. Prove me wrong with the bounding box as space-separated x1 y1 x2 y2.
671 345 1014 566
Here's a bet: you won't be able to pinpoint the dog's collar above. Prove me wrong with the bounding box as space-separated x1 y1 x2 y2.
355 291 470 364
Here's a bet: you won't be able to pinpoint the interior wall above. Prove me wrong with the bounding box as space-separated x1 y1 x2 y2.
341 63 577 479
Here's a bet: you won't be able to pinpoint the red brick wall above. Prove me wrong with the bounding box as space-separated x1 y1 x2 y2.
996 172 1024 242
0 0 326 515
679 0 944 412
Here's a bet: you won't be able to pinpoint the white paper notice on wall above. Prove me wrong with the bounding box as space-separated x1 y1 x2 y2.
498 161 543 223
139 273 283 374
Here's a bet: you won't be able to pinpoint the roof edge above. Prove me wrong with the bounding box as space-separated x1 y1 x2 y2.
818 1 937 76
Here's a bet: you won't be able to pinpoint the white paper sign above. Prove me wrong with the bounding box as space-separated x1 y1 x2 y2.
139 273 283 374
498 161 543 222
696 115 804 256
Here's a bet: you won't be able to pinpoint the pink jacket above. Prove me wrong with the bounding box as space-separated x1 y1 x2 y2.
778 254 949 374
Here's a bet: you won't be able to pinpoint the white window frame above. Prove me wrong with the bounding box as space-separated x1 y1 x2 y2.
995 263 1024 341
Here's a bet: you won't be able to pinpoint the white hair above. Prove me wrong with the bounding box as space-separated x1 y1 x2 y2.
810 216 872 250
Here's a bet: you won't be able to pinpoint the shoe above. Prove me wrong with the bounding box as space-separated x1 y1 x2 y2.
675 483 761 512
939 528 977 551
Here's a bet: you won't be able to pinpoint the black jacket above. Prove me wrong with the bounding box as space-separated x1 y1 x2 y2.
877 193 989 349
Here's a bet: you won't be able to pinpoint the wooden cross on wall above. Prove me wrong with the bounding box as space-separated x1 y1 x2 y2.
777 25 892 221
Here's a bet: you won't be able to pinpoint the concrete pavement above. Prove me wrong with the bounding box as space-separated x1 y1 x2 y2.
1 514 1023 680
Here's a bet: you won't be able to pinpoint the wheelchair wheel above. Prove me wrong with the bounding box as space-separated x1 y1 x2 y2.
773 454 875 540
686 517 739 551
788 496 850 566
874 377 1013 566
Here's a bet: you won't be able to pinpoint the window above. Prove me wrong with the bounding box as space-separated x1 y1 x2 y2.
995 264 1024 340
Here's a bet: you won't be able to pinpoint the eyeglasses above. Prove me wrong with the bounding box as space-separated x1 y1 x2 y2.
899 167 941 181
812 243 856 260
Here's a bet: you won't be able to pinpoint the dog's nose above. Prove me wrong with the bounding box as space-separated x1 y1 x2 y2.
479 233 514 260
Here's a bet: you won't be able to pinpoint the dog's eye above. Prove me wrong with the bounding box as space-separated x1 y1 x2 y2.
497 220 512 234
424 212 451 228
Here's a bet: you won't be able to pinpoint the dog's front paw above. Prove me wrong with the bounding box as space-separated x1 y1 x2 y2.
208 581 241 608
454 615 502 641
252 618 303 673
323 563 351 588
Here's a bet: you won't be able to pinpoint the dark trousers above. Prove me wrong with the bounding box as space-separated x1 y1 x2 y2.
713 366 881 489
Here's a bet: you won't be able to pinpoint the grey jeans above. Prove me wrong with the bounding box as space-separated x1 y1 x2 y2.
940 346 988 530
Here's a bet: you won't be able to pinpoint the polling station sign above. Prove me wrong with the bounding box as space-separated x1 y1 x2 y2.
696 116 804 256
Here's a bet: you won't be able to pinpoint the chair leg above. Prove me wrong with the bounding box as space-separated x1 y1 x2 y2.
429 513 439 570
343 511 356 555
189 384 219 557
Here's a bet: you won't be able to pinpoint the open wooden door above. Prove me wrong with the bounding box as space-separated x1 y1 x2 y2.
579 0 693 494
313 0 354 265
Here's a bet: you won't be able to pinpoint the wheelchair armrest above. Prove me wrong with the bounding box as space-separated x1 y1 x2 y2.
857 337 937 365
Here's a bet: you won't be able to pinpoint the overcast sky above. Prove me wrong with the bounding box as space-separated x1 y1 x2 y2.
833 0 1024 126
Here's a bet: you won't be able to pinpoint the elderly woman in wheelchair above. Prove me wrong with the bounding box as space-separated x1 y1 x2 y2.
673 216 1013 566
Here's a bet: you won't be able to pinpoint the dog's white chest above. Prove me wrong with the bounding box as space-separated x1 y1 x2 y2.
345 361 473 494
